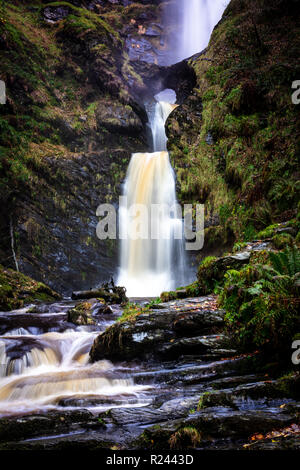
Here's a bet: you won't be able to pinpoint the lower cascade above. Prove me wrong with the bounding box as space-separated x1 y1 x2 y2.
0 306 151 417
117 94 186 297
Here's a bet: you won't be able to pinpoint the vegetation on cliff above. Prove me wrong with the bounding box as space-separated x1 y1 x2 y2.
0 1 150 293
167 0 300 246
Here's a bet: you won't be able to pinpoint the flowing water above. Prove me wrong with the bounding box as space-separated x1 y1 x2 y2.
0 303 152 417
117 94 186 297
117 2 231 297
167 0 229 63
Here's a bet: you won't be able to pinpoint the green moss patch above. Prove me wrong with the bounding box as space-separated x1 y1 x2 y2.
0 265 61 311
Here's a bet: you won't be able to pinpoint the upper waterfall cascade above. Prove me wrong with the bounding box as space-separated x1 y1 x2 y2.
169 0 229 63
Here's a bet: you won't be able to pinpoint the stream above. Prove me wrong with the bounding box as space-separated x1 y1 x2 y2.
0 301 152 417
0 296 297 450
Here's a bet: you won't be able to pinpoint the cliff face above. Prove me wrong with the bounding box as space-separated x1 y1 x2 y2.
0 0 183 294
167 0 300 252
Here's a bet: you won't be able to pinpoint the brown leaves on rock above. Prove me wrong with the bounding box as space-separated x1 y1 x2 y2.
244 423 300 448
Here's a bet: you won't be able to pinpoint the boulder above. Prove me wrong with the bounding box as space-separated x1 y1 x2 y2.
90 297 226 362
43 6 70 23
67 301 95 326
197 252 250 295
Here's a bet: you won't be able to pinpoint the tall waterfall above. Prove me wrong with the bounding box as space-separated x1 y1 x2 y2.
169 0 229 63
117 96 185 297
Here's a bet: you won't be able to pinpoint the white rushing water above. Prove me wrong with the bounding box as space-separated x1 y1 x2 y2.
0 307 151 417
118 93 185 297
169 0 229 63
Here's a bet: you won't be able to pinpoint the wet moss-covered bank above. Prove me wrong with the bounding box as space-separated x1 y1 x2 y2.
0 264 61 311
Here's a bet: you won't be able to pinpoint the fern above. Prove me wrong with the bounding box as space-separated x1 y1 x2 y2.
286 245 300 276
269 246 300 276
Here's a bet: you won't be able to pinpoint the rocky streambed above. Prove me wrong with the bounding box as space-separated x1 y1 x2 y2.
0 295 299 451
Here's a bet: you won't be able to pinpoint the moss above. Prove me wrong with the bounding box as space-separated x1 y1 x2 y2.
197 256 219 294
44 2 121 43
257 224 281 239
197 391 237 410
273 373 300 399
67 301 95 325
117 302 150 323
232 241 248 253
160 291 178 302
272 233 294 250
169 0 299 243
0 265 61 311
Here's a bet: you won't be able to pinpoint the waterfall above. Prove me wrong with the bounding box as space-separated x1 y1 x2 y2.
117 94 185 297
151 101 177 151
169 0 229 63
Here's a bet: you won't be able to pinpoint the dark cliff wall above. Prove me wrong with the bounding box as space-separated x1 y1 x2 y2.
0 1 169 294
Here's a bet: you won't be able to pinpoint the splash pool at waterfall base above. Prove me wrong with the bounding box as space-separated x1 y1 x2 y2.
0 296 299 450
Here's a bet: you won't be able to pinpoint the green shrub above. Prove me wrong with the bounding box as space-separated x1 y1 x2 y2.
219 247 300 352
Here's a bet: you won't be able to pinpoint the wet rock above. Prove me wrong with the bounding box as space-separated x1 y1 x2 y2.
0 312 70 336
90 297 228 362
43 6 70 23
246 435 300 450
157 334 235 360
198 391 238 410
98 405 187 426
145 26 161 37
95 99 143 136
135 408 295 450
125 37 155 63
0 410 94 443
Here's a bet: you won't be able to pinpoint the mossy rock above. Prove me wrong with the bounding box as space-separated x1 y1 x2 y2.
272 233 294 249
0 265 61 311
197 252 250 295
95 99 143 135
256 224 281 239
160 284 199 302
160 291 178 302
67 301 95 325
197 391 238 410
